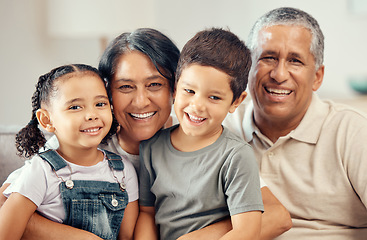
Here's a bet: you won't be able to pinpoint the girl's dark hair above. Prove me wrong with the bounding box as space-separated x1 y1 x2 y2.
176 28 251 103
98 28 180 96
16 64 118 158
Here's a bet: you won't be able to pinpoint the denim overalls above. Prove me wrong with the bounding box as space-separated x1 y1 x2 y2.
39 149 128 240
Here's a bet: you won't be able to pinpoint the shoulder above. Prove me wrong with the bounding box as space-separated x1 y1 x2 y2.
222 126 252 149
217 127 256 168
323 100 367 128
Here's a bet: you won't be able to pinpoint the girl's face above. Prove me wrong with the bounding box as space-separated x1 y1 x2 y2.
110 51 172 153
46 73 112 153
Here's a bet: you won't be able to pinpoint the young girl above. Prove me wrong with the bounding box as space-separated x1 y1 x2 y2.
0 64 138 240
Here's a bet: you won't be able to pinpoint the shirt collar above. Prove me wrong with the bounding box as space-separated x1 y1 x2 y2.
288 93 329 144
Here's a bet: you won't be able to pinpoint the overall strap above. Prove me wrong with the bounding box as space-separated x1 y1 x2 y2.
102 149 124 171
39 149 67 171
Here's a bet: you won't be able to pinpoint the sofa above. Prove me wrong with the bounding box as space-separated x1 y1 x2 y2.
0 125 51 185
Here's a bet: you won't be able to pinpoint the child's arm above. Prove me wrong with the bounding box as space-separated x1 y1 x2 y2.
219 211 262 240
134 206 158 240
177 186 291 240
177 217 232 240
118 200 139 240
0 192 38 240
1 185 103 240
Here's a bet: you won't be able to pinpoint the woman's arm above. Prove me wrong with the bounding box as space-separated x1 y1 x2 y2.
20 213 103 240
134 206 158 240
0 192 38 240
118 200 139 240
178 186 291 240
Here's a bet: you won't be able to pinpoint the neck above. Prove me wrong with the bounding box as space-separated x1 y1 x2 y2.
56 145 102 166
254 113 304 143
170 125 223 152
117 131 140 155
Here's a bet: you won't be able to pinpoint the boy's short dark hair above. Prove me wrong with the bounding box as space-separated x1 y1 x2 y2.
176 28 251 102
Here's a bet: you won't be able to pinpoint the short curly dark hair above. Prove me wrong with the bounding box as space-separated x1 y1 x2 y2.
176 28 251 103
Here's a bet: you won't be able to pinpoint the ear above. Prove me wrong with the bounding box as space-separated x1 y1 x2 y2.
312 65 324 91
229 91 247 113
36 109 55 132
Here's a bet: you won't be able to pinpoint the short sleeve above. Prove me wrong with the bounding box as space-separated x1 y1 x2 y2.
3 156 48 207
223 144 264 216
122 158 139 202
138 140 156 207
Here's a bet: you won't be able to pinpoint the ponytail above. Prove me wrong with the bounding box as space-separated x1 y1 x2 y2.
15 115 46 158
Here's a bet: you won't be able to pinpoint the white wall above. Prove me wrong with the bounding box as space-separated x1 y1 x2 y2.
1 0 367 125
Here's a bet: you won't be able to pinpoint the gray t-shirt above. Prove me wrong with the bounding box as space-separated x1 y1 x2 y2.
139 125 264 240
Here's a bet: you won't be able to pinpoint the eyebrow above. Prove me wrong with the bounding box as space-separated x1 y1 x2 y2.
181 80 227 96
261 50 278 56
260 50 304 60
288 52 303 59
114 74 165 82
65 95 109 105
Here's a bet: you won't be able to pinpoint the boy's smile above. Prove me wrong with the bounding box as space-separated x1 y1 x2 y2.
172 64 243 150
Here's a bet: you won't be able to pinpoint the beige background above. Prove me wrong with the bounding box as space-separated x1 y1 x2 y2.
1 0 367 125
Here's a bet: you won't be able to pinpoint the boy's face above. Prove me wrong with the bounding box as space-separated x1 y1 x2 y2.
46 73 112 152
174 64 244 139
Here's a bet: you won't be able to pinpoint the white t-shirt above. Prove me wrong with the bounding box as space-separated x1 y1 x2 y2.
4 149 138 223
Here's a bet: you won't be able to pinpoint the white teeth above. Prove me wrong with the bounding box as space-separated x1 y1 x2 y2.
83 128 99 133
266 87 291 95
188 114 205 122
130 112 155 119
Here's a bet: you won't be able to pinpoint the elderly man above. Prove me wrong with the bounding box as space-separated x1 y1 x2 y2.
224 7 367 239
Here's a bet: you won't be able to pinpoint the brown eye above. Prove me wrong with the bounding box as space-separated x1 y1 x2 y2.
148 82 163 91
69 105 81 110
184 89 194 94
96 102 108 107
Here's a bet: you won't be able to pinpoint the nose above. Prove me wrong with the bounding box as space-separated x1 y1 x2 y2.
270 60 289 83
85 109 98 121
133 88 151 108
190 95 205 113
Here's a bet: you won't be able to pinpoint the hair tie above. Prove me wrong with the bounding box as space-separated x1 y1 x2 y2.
28 119 38 125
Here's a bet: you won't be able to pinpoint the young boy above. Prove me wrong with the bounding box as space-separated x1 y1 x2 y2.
135 28 264 240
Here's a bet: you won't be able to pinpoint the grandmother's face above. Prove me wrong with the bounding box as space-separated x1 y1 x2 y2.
110 50 172 151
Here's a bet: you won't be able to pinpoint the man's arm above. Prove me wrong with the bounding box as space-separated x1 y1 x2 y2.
0 183 102 240
178 186 292 240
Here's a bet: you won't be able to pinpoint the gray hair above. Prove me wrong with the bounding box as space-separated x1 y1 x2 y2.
247 7 324 70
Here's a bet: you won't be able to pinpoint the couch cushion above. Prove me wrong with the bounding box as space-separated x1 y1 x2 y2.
0 125 51 185
0 125 25 185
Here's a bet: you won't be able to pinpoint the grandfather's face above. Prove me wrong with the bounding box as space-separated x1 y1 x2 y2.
248 25 324 129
